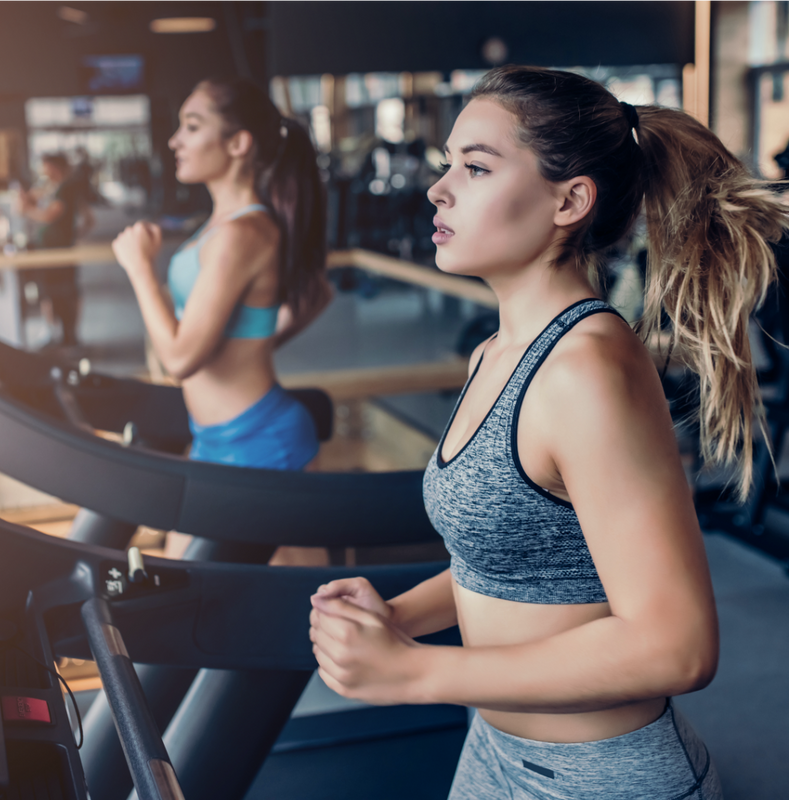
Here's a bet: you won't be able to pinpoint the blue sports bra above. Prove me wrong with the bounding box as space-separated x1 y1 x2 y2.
423 299 623 605
167 203 280 339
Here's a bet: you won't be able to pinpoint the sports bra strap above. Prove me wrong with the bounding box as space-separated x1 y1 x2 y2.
225 203 269 220
509 299 618 387
192 203 271 246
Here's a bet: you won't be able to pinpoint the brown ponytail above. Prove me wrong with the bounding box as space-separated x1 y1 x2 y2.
473 65 789 500
196 77 327 315
266 118 327 315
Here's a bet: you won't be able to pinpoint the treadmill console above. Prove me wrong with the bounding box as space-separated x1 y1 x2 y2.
0 612 87 800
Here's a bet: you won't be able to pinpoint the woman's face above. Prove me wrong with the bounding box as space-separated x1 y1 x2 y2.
168 90 233 184
427 98 563 280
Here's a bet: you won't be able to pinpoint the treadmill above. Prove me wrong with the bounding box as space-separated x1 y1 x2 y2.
0 339 434 558
0 519 464 800
0 340 459 799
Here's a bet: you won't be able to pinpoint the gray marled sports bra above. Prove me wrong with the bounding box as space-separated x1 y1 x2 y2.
423 299 621 605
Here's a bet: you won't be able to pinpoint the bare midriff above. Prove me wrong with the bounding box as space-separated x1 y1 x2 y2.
453 580 667 743
181 337 277 426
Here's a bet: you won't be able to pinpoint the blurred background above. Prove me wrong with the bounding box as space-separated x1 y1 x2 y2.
0 4 788 798
0 0 721 378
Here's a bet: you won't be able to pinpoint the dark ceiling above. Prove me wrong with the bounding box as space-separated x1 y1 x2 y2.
269 2 696 77
0 1 695 102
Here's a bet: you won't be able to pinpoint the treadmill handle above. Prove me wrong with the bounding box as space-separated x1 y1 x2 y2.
81 598 186 800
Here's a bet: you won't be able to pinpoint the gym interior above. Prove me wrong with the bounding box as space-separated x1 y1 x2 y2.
0 2 787 799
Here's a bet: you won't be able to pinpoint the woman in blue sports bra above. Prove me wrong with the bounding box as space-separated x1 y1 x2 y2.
112 77 331 477
309 67 789 798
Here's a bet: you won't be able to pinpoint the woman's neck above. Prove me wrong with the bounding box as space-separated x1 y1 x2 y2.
205 174 260 222
487 258 598 348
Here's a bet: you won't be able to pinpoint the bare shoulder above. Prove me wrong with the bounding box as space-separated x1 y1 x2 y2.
527 310 687 511
203 211 279 265
537 311 667 423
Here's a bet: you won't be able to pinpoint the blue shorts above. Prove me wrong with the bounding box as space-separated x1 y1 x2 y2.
450 702 723 799
188 384 319 470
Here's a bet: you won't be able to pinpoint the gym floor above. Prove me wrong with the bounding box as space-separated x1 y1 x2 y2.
2 206 788 799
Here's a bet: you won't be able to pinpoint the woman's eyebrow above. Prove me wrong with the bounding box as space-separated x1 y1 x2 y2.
444 143 503 157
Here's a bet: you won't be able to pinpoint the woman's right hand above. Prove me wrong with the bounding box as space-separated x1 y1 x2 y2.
312 577 392 620
112 221 162 278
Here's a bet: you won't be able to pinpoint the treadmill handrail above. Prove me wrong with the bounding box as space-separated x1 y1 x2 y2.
81 597 186 800
0 387 438 546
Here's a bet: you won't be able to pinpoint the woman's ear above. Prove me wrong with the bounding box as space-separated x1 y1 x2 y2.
227 129 254 160
554 177 597 228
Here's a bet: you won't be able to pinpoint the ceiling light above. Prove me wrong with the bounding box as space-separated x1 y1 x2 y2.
58 5 89 24
150 18 216 34
481 36 508 66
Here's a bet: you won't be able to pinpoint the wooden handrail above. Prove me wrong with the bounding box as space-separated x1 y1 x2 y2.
0 243 115 269
282 358 470 400
327 249 498 308
0 244 499 309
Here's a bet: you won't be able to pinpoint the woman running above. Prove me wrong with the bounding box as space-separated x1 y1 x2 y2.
309 66 789 798
112 77 330 473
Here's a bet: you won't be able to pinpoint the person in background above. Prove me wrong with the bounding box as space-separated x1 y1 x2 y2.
18 152 92 347
310 65 789 798
71 146 102 211
112 77 332 563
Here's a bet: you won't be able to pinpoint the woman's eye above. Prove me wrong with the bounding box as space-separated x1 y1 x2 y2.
438 162 450 174
186 125 198 133
465 164 489 178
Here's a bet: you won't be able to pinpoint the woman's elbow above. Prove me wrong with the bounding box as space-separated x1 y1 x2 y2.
680 637 719 693
162 352 202 382
654 628 719 696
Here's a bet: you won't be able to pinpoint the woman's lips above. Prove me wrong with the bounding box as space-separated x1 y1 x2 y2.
432 216 455 245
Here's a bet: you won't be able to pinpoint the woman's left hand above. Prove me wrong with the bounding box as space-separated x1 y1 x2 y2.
112 221 162 277
309 594 428 705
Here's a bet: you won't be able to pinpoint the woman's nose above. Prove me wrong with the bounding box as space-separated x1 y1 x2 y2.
427 175 451 207
168 132 178 151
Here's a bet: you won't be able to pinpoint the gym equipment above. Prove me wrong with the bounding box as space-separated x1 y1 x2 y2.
0 339 455 798
0 339 435 556
0 519 463 800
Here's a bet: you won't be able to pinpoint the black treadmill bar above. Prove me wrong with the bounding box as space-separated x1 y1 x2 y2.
81 597 185 800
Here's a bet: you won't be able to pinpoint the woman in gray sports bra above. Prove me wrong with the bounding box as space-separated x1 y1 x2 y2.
310 66 789 798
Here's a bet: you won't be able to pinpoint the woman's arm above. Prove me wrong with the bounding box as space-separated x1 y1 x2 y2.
388 569 457 637
313 568 457 640
113 219 277 380
310 327 719 711
18 193 64 225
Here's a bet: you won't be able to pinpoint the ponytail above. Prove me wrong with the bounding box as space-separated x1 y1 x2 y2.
473 65 789 500
264 119 327 315
635 107 788 501
196 77 327 316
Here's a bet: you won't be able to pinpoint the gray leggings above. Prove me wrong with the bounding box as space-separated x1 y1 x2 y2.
449 701 723 799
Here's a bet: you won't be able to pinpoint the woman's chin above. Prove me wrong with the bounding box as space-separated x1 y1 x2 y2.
175 168 201 185
435 251 475 277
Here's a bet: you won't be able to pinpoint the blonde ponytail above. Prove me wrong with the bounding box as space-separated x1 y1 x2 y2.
636 107 789 500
